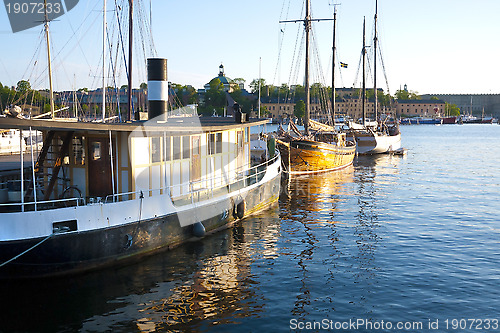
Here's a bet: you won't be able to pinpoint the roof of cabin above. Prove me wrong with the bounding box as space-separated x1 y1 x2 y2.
0 116 269 135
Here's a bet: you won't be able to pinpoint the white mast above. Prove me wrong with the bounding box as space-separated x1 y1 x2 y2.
44 0 55 119
102 0 107 122
374 0 378 123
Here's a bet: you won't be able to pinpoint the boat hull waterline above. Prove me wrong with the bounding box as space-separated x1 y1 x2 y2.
351 130 402 155
279 139 356 174
0 155 281 279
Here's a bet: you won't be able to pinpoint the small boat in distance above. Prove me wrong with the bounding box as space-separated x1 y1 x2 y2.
440 116 457 124
400 117 443 125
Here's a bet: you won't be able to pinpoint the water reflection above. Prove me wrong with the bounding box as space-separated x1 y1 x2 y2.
0 155 409 332
282 167 355 222
279 169 354 318
349 154 402 313
0 208 281 332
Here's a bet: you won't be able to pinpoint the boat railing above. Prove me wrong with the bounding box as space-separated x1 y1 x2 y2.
0 196 85 212
1 150 280 212
105 149 280 206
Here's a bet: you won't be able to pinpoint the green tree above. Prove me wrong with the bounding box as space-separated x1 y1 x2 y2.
260 105 269 117
293 85 305 101
140 82 148 90
395 89 420 100
250 78 266 94
200 78 226 116
310 83 323 101
233 78 246 85
445 102 461 116
16 80 31 94
294 99 305 120
172 84 198 107
230 85 253 115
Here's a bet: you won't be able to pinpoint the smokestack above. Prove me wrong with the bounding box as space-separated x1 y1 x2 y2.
147 58 168 120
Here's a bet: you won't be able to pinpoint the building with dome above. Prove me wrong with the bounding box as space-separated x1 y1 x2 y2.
199 64 238 93
197 64 255 116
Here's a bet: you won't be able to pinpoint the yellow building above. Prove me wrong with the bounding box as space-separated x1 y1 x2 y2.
396 99 445 117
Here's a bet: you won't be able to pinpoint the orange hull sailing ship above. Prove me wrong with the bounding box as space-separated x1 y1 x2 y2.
277 1 355 175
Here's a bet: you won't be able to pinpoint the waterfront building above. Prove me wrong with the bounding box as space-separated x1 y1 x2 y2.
420 93 500 117
396 99 446 117
262 87 382 122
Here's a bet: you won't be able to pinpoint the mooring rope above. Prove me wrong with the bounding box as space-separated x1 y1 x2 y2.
0 233 54 268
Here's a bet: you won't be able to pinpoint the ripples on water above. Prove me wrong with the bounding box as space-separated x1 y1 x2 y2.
1 125 500 332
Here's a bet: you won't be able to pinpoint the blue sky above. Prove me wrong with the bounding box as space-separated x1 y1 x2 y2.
1 0 500 95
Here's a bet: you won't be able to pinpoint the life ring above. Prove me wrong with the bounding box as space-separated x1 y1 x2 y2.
235 200 245 219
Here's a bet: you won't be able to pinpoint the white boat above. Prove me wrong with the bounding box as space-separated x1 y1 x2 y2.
348 118 378 130
351 126 401 154
0 55 282 279
347 3 401 155
0 129 26 155
0 125 45 156
0 108 281 279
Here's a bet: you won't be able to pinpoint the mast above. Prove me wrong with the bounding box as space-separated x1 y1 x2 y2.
373 0 378 123
258 57 261 118
102 0 107 122
331 5 337 124
304 0 311 135
43 0 55 119
279 0 332 134
362 17 366 126
128 0 134 121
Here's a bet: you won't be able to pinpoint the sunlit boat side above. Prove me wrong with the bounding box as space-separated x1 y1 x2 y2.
0 114 281 279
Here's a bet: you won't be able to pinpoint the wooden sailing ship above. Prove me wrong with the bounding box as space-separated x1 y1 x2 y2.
277 0 356 175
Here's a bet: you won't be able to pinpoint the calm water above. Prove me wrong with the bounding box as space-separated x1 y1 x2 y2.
1 124 500 332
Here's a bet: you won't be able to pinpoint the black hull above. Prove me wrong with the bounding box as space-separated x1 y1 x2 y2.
0 174 281 279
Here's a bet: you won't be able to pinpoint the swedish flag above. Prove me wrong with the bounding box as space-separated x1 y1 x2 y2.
340 62 348 68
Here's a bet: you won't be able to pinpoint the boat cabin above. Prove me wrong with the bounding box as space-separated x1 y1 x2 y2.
0 116 269 211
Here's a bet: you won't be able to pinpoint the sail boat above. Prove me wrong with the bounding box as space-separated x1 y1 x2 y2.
348 1 401 155
277 0 356 175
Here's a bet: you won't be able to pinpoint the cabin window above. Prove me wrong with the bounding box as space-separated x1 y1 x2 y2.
237 131 243 149
208 133 215 155
72 136 85 165
173 136 181 160
151 137 161 163
164 136 171 161
92 142 101 161
182 136 190 159
216 132 222 154
209 133 222 155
